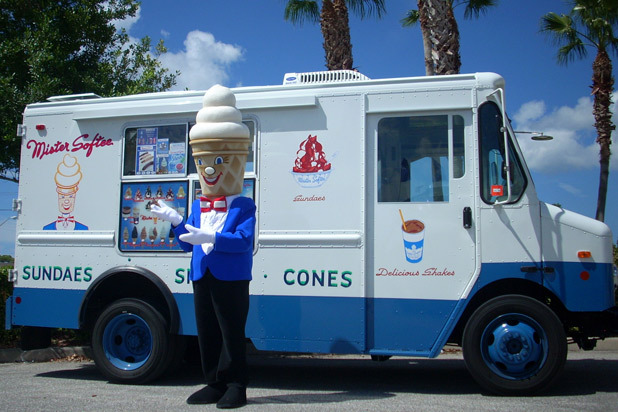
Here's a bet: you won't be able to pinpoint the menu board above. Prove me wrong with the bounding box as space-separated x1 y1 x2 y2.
135 127 186 176
119 181 189 252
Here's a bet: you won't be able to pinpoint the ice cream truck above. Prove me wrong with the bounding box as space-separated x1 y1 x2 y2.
6 70 617 394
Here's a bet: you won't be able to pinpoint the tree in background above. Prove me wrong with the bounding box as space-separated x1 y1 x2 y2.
401 0 497 75
284 0 385 70
0 0 178 183
541 0 618 222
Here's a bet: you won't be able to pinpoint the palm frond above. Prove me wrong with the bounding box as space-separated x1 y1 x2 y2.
346 0 386 19
462 0 498 20
557 39 588 64
284 0 320 25
400 9 419 27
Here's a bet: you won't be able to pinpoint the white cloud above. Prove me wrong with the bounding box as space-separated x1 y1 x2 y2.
558 182 584 196
110 3 141 32
513 96 617 173
160 31 244 91
111 5 244 91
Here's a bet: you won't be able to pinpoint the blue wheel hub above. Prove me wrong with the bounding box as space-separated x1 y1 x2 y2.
481 313 548 380
102 313 152 370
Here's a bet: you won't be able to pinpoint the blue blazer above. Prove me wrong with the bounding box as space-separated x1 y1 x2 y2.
174 196 255 282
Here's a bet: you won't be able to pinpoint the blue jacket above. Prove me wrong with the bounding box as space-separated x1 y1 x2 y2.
174 196 255 282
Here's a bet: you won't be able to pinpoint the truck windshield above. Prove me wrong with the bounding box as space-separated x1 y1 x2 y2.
478 101 527 204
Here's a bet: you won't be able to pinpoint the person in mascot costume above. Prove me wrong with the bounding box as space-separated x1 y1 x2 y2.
151 84 255 409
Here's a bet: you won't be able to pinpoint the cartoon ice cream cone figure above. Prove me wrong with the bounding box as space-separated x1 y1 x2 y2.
151 84 255 408
189 84 251 196
43 154 88 230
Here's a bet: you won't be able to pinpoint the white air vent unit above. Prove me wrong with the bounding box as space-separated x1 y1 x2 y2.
283 70 369 85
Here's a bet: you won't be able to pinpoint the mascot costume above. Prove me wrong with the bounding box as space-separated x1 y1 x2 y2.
152 85 255 409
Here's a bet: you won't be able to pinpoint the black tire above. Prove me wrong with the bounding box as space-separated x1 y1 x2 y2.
91 298 175 384
462 295 567 395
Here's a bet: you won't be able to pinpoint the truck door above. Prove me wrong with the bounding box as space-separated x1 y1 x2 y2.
367 111 478 355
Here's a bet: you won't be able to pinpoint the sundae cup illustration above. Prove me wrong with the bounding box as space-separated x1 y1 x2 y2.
43 154 88 230
291 134 332 188
189 84 250 196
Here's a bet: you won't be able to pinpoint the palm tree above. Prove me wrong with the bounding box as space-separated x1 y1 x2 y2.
541 0 618 222
284 0 386 70
402 0 497 75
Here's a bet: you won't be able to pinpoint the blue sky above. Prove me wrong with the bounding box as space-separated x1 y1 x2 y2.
1 0 617 255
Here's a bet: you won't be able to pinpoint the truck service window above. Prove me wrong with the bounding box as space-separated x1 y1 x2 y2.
188 120 256 175
478 102 527 204
378 115 464 203
123 124 188 176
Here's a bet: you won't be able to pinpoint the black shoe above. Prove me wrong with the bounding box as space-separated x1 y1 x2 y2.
216 386 247 409
186 385 225 405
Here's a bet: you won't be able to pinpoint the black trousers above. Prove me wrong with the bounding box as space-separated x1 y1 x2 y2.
192 269 250 388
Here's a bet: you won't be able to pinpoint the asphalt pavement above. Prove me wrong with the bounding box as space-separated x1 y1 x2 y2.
2 348 618 412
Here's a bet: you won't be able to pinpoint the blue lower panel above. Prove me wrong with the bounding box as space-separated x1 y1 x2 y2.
245 295 457 356
174 293 196 335
10 287 458 358
247 295 366 354
10 287 84 329
368 298 457 356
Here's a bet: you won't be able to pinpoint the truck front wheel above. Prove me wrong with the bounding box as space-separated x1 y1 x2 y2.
462 295 567 395
91 298 174 384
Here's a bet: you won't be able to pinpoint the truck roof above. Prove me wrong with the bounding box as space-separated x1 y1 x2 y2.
23 71 505 119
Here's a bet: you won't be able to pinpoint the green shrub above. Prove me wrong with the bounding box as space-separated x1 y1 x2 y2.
0 262 20 348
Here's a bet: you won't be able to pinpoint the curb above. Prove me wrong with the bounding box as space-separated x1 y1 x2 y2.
0 346 92 363
1 338 618 364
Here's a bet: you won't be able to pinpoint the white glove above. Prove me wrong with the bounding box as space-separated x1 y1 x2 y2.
151 202 183 226
179 224 216 245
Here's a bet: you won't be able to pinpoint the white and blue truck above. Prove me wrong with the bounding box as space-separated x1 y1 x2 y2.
6 70 617 394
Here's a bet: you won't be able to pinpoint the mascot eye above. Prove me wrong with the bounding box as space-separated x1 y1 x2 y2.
197 159 203 166
215 156 224 165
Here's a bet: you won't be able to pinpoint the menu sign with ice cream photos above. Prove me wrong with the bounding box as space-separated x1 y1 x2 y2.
119 181 188 251
136 127 186 175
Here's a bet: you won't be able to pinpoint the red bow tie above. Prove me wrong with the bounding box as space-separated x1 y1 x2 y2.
200 196 227 213
57 216 75 223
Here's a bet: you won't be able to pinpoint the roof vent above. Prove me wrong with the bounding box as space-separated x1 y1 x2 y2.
283 70 369 85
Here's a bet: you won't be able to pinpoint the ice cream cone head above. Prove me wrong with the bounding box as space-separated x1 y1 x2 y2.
190 85 250 196
54 154 82 213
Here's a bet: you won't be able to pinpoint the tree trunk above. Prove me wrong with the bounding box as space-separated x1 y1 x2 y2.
592 49 615 222
321 0 353 70
418 0 461 75
417 0 434 75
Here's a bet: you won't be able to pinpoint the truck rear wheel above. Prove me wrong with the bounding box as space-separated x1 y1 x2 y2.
462 295 566 395
91 298 174 384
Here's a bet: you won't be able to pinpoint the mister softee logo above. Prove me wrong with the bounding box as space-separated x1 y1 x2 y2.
26 133 113 160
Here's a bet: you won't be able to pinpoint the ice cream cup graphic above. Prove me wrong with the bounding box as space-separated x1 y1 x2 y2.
189 84 250 196
401 219 425 263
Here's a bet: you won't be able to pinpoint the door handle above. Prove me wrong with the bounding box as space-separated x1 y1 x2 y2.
463 207 472 229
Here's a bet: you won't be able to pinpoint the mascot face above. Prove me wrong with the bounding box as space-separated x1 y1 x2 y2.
194 153 239 197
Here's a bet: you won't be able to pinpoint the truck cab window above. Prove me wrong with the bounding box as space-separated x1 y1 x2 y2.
478 102 527 204
378 115 463 203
